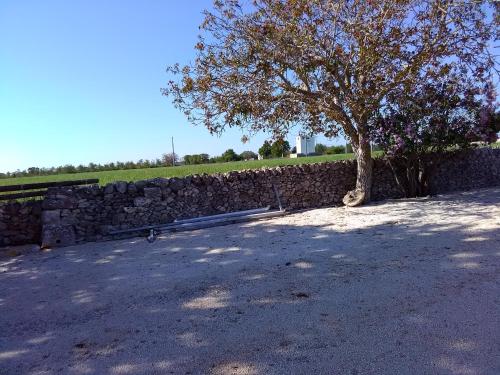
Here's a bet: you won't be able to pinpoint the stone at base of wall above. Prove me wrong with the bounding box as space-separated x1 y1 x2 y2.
0 244 41 258
42 225 76 248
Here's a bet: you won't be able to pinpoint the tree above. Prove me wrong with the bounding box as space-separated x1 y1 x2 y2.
162 153 178 166
315 143 328 155
258 141 272 159
199 153 210 164
163 0 496 206
184 153 210 164
221 148 241 162
370 77 498 197
270 139 290 157
325 145 345 155
240 150 258 160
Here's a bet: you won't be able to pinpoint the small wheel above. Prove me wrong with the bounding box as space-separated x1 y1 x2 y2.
146 229 158 243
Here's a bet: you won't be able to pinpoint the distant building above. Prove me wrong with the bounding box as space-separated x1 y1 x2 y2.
295 135 316 155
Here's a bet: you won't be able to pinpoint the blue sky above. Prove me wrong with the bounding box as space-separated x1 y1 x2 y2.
0 0 342 172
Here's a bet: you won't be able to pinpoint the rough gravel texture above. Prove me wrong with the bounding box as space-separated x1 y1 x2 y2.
1 188 499 375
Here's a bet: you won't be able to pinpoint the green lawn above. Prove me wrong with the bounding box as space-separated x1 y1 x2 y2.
0 153 362 187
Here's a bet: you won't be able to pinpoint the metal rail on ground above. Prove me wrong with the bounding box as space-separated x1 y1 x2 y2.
109 206 272 235
155 210 286 233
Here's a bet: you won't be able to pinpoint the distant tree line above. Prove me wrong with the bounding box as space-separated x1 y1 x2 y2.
0 149 260 179
0 158 171 179
183 149 258 164
314 144 347 155
314 143 382 155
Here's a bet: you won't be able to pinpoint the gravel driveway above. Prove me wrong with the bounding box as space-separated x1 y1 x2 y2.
1 188 499 375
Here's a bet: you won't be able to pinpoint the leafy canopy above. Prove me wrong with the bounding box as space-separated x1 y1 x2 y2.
370 78 498 158
163 0 497 147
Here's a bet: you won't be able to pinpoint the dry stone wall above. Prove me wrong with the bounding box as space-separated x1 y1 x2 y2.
39 148 500 247
1 147 498 248
0 200 42 247
41 160 360 246
429 148 500 193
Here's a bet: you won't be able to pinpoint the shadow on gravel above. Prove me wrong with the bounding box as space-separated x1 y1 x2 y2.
0 189 499 374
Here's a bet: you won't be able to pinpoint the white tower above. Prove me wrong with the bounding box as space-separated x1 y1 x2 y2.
296 135 316 155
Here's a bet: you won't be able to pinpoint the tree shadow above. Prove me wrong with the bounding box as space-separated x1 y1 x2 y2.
0 188 499 374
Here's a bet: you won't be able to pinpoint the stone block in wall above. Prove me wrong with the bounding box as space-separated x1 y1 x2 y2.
78 200 91 208
42 196 77 210
127 183 137 194
116 181 128 194
144 187 162 201
79 184 102 197
134 197 151 207
146 177 169 187
112 213 126 225
123 206 136 214
42 225 76 248
169 178 184 192
60 209 78 225
20 206 31 215
100 225 114 235
134 180 146 191
104 184 115 194
41 210 61 226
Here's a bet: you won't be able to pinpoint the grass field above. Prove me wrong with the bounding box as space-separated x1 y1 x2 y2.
0 153 361 187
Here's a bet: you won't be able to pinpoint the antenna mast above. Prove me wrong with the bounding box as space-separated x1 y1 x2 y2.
171 137 175 167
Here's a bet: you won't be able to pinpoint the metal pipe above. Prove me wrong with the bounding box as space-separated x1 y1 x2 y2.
109 206 271 235
109 225 162 235
158 209 287 233
173 206 271 224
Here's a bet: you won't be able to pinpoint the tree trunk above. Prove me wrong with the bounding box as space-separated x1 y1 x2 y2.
406 155 418 198
419 157 433 196
343 134 373 207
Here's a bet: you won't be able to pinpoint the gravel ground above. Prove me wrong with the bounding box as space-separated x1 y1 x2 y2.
0 188 499 375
